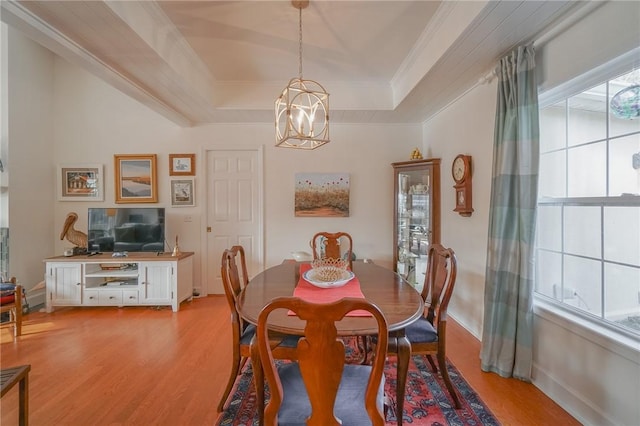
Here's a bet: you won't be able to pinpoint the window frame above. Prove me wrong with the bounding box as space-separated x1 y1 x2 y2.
535 48 640 345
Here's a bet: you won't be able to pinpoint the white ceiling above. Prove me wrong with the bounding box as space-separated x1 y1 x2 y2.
1 0 591 127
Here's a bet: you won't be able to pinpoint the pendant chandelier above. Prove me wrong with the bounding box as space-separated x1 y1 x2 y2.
275 0 330 149
610 85 640 120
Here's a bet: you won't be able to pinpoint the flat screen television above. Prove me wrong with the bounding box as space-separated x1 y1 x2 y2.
88 208 165 253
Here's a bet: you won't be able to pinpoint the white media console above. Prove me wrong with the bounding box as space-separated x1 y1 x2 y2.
43 252 194 313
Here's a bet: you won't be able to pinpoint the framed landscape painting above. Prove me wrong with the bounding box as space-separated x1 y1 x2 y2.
295 173 350 217
57 164 104 201
114 154 158 203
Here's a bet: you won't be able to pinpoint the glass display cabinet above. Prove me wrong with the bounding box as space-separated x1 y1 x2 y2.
392 159 441 290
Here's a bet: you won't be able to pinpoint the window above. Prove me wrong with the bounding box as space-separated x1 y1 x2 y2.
536 67 640 338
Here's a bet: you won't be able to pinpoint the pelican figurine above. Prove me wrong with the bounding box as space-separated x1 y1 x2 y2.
60 212 88 248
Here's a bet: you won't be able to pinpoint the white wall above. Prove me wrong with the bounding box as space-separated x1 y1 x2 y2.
422 82 496 337
422 2 640 425
46 56 420 295
538 1 640 95
6 27 55 301
185 122 420 271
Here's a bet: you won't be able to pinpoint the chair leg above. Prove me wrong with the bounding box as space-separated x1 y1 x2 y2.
14 285 23 337
250 342 265 425
15 307 22 337
217 353 245 412
395 336 411 426
358 335 370 364
426 354 438 372
7 308 21 338
437 352 461 409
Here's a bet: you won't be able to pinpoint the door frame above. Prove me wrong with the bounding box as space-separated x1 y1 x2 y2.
200 145 264 295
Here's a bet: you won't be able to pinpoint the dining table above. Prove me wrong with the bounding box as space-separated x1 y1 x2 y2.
237 259 424 425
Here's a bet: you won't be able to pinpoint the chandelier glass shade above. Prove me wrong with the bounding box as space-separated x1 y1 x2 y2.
275 1 330 149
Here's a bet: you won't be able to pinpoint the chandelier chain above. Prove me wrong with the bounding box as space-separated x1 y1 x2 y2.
298 5 303 79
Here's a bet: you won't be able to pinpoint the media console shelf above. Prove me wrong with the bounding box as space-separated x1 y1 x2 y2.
43 252 194 313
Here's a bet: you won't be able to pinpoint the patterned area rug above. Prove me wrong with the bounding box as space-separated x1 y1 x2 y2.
217 354 500 425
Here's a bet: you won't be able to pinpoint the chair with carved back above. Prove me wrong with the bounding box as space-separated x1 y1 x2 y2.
310 232 353 270
257 296 389 426
384 243 461 409
310 231 370 361
0 277 23 338
217 246 298 413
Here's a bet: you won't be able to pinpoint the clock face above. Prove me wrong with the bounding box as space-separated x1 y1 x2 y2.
452 156 466 183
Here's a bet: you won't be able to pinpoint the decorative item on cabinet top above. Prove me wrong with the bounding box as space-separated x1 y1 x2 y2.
60 212 88 250
410 147 423 160
451 154 473 217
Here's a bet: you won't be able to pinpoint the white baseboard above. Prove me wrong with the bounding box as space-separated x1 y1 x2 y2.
532 363 613 426
26 289 45 309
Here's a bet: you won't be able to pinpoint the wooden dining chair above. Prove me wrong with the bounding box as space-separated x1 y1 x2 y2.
0 277 23 338
310 231 370 361
217 246 298 413
257 296 389 426
311 231 353 270
384 243 461 410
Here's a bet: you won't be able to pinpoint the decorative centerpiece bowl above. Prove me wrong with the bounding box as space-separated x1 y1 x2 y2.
310 258 349 282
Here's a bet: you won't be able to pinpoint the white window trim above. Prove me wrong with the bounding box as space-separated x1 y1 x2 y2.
535 49 640 354
534 296 640 362
539 46 640 108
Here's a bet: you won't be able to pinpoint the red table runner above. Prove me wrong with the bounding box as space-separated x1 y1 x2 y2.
289 263 371 316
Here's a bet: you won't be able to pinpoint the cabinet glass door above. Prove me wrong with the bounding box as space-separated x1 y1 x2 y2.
393 159 440 290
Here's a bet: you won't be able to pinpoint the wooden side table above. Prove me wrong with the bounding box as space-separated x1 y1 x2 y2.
1 365 31 426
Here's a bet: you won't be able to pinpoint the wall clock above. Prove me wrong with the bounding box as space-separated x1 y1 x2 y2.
452 154 473 217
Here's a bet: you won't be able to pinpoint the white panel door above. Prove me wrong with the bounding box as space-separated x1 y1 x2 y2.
205 149 263 294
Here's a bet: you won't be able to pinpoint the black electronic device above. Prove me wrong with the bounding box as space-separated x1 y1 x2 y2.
73 247 88 256
87 208 165 253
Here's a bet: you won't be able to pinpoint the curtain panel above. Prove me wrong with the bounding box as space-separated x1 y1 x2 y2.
480 44 539 381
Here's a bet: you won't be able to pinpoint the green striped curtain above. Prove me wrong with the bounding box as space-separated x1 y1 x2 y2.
480 44 539 381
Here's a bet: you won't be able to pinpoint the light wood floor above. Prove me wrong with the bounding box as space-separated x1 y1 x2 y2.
1 296 580 425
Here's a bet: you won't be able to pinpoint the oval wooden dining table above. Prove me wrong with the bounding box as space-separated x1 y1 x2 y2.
237 260 424 426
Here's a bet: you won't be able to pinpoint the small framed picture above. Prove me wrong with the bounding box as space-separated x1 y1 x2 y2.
171 179 195 207
114 154 158 203
169 153 196 176
57 164 104 201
